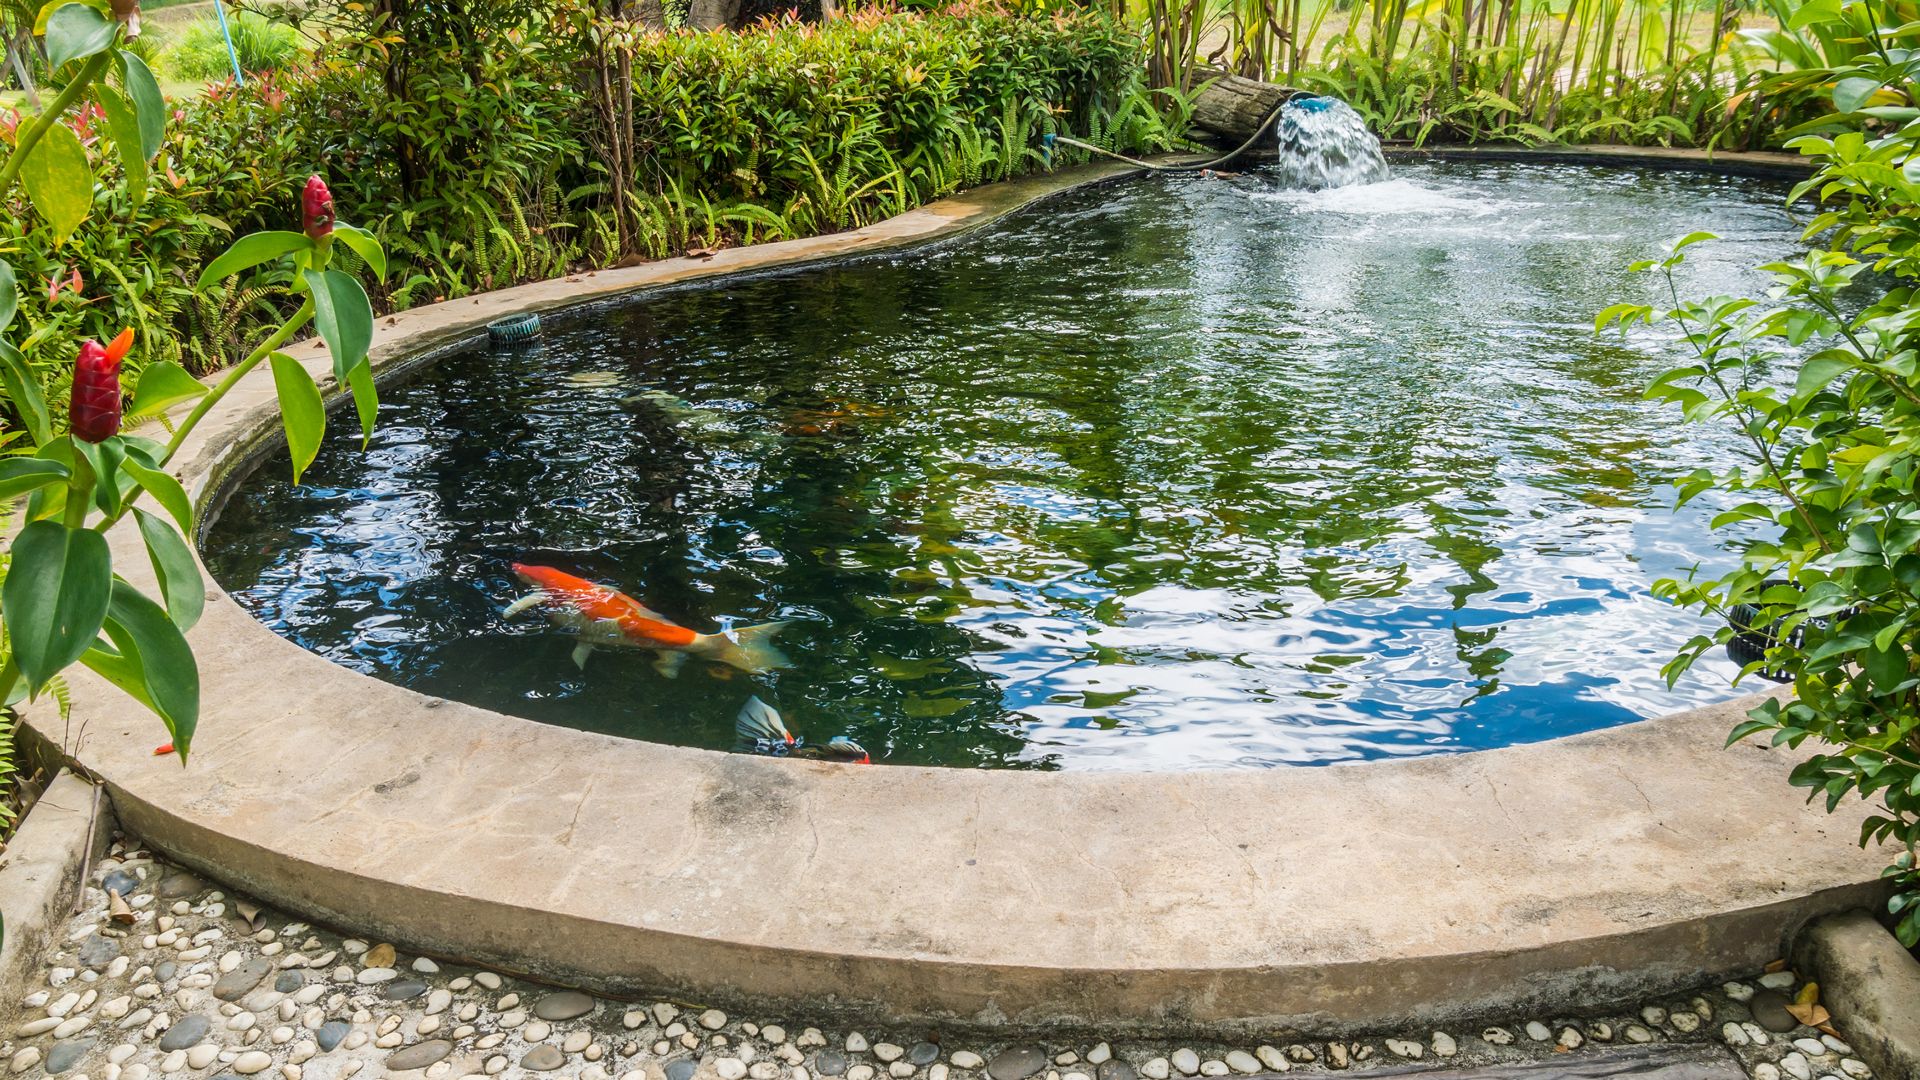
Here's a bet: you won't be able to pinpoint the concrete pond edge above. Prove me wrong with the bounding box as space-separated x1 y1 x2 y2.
1790 910 1920 1080
0 771 113 1029
19 151 1899 1037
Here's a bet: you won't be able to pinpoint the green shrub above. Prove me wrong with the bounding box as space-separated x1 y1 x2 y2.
1604 0 1920 948
164 9 303 82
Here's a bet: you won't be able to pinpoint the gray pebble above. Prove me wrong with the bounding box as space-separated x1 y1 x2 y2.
315 1020 350 1052
533 992 596 1021
666 1058 698 1080
45 1040 92 1073
382 979 430 1002
387 1040 454 1071
158 1014 210 1051
523 1046 566 1071
988 1048 1047 1080
273 972 305 994
908 1045 940 1067
214 958 276 1001
1750 990 1800 1033
1096 1062 1137 1080
156 873 204 899
817 1051 849 1077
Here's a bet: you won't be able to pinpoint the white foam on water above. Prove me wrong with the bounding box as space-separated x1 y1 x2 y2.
1248 176 1523 217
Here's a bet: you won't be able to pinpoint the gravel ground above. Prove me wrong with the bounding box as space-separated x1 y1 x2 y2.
0 833 1880 1080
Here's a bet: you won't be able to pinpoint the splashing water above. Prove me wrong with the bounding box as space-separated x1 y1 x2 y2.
1272 96 1390 189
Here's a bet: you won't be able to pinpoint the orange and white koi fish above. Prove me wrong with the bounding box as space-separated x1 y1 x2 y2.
505 563 790 678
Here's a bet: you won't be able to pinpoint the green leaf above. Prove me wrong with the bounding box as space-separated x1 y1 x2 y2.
79 644 158 715
1795 353 1854 397
0 342 50 444
100 578 198 758
128 360 207 418
332 224 388 283
71 436 123 518
115 50 165 161
3 520 112 691
1672 230 1719 252
43 2 116 71
121 455 191 535
0 458 70 501
0 258 16 334
133 508 203 632
305 269 375 383
269 352 326 484
1834 77 1884 114
196 232 314 288
94 85 147 208
20 120 92 242
346 359 378 444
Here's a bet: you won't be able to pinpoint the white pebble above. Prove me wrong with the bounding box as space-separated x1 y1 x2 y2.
1482 1028 1513 1046
1429 1033 1455 1058
950 1053 983 1070
233 1052 273 1075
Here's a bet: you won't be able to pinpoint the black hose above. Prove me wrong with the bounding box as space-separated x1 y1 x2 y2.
1045 88 1307 173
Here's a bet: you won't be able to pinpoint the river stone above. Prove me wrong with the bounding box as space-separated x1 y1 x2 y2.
273 972 305 994
388 1040 454 1071
159 1015 211 1051
1750 991 1800 1033
316 1020 350 1052
908 1044 940 1067
666 1059 698 1080
102 870 140 897
816 1051 849 1077
78 933 120 969
1097 1062 1137 1080
383 979 430 1002
534 992 596 1021
214 958 276 1001
156 872 204 899
988 1048 1047 1080
523 1046 566 1072
45 1040 92 1073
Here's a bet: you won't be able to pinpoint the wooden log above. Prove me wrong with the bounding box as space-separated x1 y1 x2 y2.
1189 71 1295 144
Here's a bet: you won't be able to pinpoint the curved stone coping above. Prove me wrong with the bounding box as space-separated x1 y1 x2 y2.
26 157 1893 1037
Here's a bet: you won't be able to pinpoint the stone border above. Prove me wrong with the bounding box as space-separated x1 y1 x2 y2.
0 771 111 1030
22 156 1896 1037
1382 144 1815 180
1790 911 1920 1080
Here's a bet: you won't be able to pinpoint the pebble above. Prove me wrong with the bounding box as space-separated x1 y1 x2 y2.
1524 1021 1551 1042
534 992 597 1021
523 1046 565 1072
1760 971 1799 990
388 1040 453 1071
355 968 397 985
1482 1028 1513 1046
186 1046 220 1070
875 1045 905 1064
1430 1033 1455 1058
989 1049 1047 1080
315 1020 349 1052
815 1051 848 1077
1223 1051 1260 1074
1094 1062 1134 1080
1779 1052 1813 1080
159 1014 210 1051
564 1032 592 1054
1840 1061 1872 1079
1623 1025 1654 1043
234 1051 274 1075
1326 1045 1348 1071
700 1010 728 1031
10 1048 42 1074
1753 1067 1782 1080
950 1053 984 1070
1085 1045 1110 1067
473 973 501 990
1751 990 1801 1033
1670 1012 1700 1033
848 1068 875 1080
1170 1050 1198 1077
1139 1060 1168 1080
45 1040 91 1073
1557 1028 1583 1050
524 1021 552 1043
1724 982 1755 1002
888 1065 915 1079
1723 1023 1750 1047
1252 1047 1286 1072
1384 1040 1421 1060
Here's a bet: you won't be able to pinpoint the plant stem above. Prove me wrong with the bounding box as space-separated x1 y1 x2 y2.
160 299 315 467
0 50 115 198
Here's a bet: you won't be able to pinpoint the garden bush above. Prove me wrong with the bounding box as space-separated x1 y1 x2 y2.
1602 0 1920 948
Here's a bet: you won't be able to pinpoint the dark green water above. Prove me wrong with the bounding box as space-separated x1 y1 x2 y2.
203 161 1801 769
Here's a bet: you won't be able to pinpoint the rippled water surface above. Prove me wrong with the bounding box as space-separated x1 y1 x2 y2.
203 161 1803 769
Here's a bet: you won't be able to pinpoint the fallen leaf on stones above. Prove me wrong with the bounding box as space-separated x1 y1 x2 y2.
684 246 721 260
1818 1023 1842 1038
236 899 261 925
1795 982 1820 1006
152 743 173 756
363 943 396 968
108 890 135 924
1765 958 1789 973
1785 1003 1829 1027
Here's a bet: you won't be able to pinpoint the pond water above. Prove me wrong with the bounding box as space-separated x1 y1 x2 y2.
203 161 1803 769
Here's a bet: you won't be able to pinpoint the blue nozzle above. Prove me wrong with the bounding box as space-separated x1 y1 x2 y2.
1290 96 1335 113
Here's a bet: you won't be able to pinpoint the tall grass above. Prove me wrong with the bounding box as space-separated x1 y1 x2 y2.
1136 0 1848 147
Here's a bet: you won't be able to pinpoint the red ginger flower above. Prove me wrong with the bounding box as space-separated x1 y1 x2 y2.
303 175 335 241
70 329 133 444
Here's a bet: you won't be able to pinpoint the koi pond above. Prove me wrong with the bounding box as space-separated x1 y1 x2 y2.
203 160 1801 769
